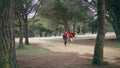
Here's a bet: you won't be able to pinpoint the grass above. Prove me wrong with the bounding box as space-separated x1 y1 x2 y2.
106 45 120 48
16 45 39 55
16 45 66 57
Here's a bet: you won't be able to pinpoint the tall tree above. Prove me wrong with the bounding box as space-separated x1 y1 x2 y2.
92 0 106 65
85 0 120 40
15 0 25 48
22 0 32 45
16 0 40 45
105 0 120 40
40 0 70 32
16 12 24 48
0 0 18 68
40 0 87 32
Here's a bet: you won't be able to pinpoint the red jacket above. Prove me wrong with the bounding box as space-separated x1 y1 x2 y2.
63 33 68 38
68 33 73 38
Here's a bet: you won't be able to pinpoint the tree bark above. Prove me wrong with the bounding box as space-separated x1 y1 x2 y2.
0 0 18 68
24 14 29 45
111 20 120 40
17 13 24 48
92 0 106 65
73 20 76 32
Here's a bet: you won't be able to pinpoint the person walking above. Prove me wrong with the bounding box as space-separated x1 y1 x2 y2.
68 32 74 45
62 32 68 46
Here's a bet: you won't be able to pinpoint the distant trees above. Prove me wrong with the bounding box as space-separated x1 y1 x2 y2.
40 0 88 32
28 16 44 37
0 0 18 68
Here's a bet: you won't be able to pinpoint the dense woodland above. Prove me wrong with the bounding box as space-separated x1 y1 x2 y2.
0 0 120 68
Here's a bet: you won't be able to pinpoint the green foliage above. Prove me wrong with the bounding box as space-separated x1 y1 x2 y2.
28 16 43 37
54 0 68 17
28 16 55 37
106 23 114 32
28 16 65 37
26 0 115 37
39 0 89 32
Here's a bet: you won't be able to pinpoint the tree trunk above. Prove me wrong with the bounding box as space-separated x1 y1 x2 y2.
63 20 70 32
106 16 120 40
92 0 106 65
39 31 42 37
113 0 120 40
115 26 120 40
111 18 120 40
24 14 29 45
17 13 24 48
111 12 120 41
106 0 120 40
80 23 83 34
73 20 76 32
19 20 24 48
59 30 62 36
0 0 18 68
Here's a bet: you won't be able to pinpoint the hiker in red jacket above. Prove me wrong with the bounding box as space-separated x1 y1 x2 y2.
62 32 68 46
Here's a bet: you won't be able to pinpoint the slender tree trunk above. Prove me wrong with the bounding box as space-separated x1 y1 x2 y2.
63 20 70 32
24 14 29 45
73 20 76 32
17 13 24 48
115 23 120 40
113 1 120 40
59 30 62 36
92 0 106 65
112 22 120 41
0 0 18 68
106 0 120 40
19 20 24 48
106 16 120 40
111 18 120 40
80 23 83 34
39 31 42 37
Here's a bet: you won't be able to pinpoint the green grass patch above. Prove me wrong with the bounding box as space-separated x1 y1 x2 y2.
106 45 120 48
16 45 66 57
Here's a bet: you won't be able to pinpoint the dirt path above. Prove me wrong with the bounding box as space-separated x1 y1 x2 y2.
16 32 120 67
37 40 120 63
29 32 120 64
